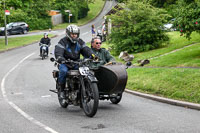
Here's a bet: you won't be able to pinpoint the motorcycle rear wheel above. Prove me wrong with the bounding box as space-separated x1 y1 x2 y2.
81 78 99 117
110 93 123 104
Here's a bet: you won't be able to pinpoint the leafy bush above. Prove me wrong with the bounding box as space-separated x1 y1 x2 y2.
0 0 90 30
108 0 170 55
8 9 28 22
5 9 52 30
173 0 200 39
77 0 89 19
26 17 52 30
53 0 89 23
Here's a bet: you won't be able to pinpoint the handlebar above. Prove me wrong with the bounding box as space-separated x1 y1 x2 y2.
50 57 100 66
39 43 49 47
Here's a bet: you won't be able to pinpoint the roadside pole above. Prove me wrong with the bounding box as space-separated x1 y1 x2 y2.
4 0 8 46
65 10 71 23
69 13 72 23
69 14 70 23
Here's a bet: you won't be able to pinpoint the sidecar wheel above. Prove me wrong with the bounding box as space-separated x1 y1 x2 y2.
81 79 99 117
57 84 68 108
110 93 122 104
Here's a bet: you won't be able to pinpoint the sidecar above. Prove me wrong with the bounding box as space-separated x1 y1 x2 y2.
94 64 128 104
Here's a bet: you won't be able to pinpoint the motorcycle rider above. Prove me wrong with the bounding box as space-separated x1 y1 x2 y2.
39 33 51 56
90 36 115 68
54 24 96 98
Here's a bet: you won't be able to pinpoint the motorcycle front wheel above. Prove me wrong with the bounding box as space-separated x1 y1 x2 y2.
81 78 99 117
57 83 68 108
41 49 45 60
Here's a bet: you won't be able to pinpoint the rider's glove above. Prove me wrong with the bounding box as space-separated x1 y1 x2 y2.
57 57 65 64
91 54 99 61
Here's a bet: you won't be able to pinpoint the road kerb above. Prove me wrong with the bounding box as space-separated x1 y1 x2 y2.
125 89 200 111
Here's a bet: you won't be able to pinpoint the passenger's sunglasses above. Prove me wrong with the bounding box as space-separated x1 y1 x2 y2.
96 42 102 44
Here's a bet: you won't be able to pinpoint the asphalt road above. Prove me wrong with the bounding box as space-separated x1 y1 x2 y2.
0 1 200 133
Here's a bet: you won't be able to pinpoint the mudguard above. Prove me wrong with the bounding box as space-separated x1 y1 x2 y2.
87 75 98 83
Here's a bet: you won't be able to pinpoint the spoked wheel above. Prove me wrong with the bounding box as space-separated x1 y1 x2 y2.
110 93 123 104
81 78 99 117
57 83 68 108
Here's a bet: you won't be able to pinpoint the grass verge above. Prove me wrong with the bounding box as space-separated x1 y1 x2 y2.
103 31 200 104
130 32 200 64
123 32 200 104
149 43 200 67
127 67 200 104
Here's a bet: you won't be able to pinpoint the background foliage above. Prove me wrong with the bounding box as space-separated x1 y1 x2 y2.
108 0 170 54
173 0 200 39
0 0 90 30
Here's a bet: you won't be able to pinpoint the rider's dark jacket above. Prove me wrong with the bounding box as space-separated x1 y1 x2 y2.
55 36 93 61
40 37 51 46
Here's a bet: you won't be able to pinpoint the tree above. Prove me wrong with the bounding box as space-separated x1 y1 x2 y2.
173 0 200 39
108 0 169 54
145 0 178 8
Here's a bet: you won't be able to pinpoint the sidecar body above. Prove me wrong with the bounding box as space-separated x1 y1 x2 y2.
94 64 128 100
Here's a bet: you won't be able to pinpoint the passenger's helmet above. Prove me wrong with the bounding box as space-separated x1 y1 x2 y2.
66 24 80 43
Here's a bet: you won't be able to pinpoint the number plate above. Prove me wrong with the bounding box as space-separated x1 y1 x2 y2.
42 46 46 50
79 67 89 75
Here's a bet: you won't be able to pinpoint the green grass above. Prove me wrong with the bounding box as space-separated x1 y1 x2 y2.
0 34 54 52
131 32 200 64
149 43 200 67
98 31 200 103
127 68 200 103
122 32 200 104
53 0 105 30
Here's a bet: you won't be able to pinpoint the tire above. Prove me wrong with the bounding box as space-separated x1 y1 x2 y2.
7 31 10 36
81 78 99 117
41 49 45 60
110 93 123 104
23 29 28 34
57 83 68 108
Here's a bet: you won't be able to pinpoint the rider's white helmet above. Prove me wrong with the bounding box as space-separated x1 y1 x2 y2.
44 33 48 37
66 24 80 43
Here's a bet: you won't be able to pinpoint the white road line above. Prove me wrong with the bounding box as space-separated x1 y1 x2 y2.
13 92 23 95
82 32 89 36
41 95 51 98
1 53 58 133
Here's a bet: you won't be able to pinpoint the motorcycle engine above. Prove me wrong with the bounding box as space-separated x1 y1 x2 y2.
69 91 77 101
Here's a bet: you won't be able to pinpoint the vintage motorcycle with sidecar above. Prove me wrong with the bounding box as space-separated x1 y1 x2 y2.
50 57 131 117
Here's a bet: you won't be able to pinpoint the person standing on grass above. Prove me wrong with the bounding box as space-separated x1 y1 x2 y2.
91 24 96 38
